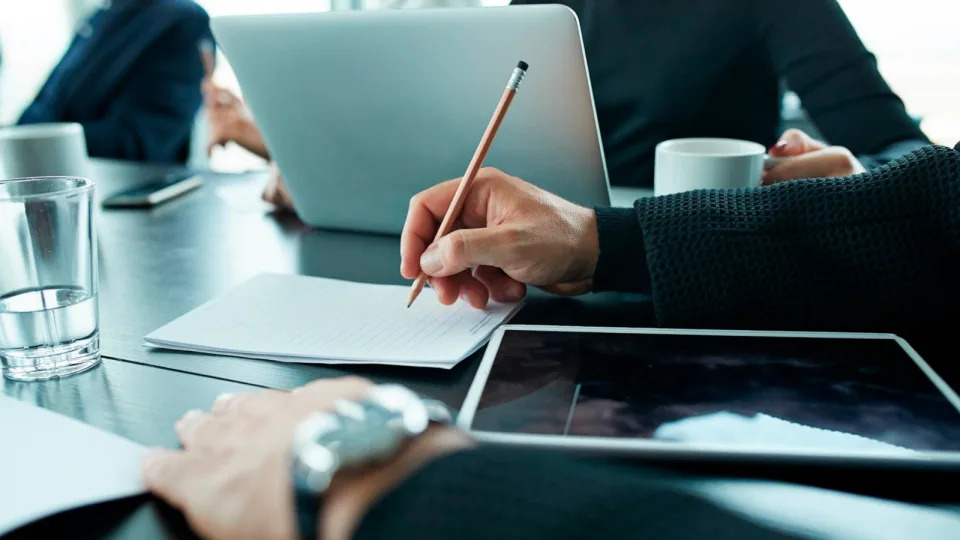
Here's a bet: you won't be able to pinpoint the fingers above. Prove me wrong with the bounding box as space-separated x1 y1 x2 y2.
289 376 374 414
401 179 463 279
401 169 519 280
455 273 490 308
206 122 231 154
474 266 526 303
176 408 258 454
428 272 489 308
763 146 865 185
143 448 209 511
178 379 371 451
768 128 826 158
262 183 276 204
202 81 237 110
541 280 593 296
175 409 206 446
420 227 513 278
292 375 373 394
210 390 289 416
262 172 295 210
430 268 525 309
275 178 295 210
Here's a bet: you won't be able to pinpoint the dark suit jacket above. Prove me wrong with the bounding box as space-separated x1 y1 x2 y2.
18 0 211 163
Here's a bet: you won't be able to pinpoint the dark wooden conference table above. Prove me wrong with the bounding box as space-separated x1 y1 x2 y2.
3 160 960 538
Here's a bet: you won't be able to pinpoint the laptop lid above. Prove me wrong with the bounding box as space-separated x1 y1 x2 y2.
213 6 610 234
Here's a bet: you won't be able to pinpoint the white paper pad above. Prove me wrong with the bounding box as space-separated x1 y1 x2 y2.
0 396 147 535
145 273 522 369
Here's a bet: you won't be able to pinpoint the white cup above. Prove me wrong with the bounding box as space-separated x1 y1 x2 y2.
0 123 90 179
654 138 766 196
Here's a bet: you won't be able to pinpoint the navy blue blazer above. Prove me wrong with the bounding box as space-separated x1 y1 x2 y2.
19 0 211 163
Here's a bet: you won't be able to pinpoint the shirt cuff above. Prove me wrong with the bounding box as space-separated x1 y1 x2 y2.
592 206 651 294
858 139 930 170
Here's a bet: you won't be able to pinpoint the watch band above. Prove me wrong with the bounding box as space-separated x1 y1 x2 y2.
291 385 453 540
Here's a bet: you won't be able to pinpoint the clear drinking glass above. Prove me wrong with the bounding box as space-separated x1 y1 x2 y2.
0 176 100 381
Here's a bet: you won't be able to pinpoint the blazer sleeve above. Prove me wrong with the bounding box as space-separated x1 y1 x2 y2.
750 0 929 164
593 144 960 333
80 4 210 162
354 446 803 540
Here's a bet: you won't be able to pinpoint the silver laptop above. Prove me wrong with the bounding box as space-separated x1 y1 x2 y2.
213 6 611 234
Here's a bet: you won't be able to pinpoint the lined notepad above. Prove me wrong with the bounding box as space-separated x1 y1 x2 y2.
145 273 522 369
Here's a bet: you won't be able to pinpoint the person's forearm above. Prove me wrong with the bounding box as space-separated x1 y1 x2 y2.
353 445 800 540
757 0 928 156
607 144 960 332
592 206 651 294
857 138 931 171
233 118 270 160
321 428 473 540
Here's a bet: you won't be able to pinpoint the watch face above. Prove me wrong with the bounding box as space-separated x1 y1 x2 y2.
292 412 341 493
292 386 439 494
366 385 432 436
293 443 337 494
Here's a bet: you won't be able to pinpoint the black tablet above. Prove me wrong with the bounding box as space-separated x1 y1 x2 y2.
458 326 960 466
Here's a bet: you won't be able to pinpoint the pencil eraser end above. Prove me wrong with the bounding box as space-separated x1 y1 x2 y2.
517 61 529 71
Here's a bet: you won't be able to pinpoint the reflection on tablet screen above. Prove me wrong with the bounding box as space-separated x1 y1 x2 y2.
471 331 960 453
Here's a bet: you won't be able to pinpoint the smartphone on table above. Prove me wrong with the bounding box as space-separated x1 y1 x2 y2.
101 172 203 208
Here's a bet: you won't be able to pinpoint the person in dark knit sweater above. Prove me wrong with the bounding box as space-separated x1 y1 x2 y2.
144 140 959 539
511 0 930 188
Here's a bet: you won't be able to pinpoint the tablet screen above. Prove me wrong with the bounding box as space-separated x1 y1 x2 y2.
470 330 960 454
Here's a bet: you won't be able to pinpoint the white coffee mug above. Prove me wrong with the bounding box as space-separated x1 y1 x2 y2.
654 138 767 196
0 123 90 179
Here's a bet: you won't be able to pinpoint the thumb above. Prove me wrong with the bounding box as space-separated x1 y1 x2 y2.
420 227 512 277
770 129 826 157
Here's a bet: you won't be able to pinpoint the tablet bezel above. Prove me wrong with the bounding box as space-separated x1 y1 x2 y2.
458 325 960 467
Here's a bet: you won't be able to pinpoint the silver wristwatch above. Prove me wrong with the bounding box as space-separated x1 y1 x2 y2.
290 385 453 540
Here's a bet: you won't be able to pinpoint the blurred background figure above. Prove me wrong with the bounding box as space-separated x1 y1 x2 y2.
16 0 211 164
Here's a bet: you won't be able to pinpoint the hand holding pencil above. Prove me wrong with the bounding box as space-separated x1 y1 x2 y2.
401 61 603 309
406 61 530 308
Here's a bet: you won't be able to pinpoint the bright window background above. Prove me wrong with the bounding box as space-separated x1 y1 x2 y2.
0 0 956 162
838 0 960 145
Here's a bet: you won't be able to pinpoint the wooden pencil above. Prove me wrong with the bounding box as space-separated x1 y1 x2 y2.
407 60 529 308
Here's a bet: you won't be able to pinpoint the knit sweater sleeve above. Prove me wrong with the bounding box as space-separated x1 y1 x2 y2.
354 446 802 540
593 144 960 332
